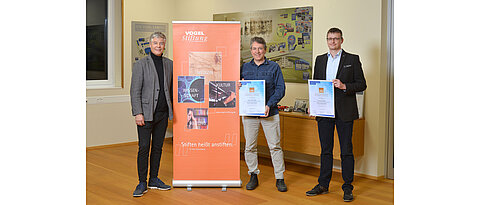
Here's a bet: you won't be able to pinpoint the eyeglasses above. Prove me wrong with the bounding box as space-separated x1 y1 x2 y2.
326 37 342 41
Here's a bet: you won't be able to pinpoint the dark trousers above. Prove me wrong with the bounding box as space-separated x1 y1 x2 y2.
316 117 354 191
137 111 169 182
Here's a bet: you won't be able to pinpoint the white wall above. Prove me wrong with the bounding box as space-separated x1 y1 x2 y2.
86 0 389 177
86 0 176 147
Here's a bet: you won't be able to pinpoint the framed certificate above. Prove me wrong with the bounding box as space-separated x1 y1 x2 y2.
239 80 266 116
308 80 335 118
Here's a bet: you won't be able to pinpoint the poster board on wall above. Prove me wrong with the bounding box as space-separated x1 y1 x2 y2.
131 21 168 65
172 21 241 188
213 6 313 83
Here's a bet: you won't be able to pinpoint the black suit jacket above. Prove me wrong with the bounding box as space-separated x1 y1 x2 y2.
313 49 367 122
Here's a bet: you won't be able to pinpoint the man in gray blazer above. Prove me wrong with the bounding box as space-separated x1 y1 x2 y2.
130 32 173 197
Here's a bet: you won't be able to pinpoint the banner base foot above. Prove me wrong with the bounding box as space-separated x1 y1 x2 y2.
173 180 242 188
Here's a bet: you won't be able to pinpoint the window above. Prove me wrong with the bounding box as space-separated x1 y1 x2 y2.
86 0 107 80
86 0 122 88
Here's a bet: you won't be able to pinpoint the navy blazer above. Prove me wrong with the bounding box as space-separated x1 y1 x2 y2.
313 49 367 122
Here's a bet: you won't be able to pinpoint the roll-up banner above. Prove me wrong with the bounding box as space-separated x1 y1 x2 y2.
172 21 241 188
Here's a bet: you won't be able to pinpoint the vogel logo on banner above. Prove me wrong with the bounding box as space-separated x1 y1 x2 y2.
182 31 208 42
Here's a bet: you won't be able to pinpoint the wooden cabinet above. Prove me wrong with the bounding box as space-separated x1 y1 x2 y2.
240 111 364 160
283 114 319 156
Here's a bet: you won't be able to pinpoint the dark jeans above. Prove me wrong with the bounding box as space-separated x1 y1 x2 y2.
137 111 169 182
316 117 354 191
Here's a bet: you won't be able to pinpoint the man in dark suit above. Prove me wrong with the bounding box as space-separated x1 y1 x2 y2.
130 32 173 197
306 28 367 202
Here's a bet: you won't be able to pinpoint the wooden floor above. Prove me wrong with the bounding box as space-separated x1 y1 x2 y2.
87 139 393 204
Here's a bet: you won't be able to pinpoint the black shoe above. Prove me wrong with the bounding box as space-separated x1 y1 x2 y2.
246 173 258 190
306 184 328 196
148 177 171 190
343 189 354 202
133 182 148 197
276 179 287 192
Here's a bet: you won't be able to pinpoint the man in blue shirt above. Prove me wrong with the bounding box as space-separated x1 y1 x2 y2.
241 37 287 192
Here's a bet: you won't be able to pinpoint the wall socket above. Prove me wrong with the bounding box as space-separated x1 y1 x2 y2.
86 95 130 104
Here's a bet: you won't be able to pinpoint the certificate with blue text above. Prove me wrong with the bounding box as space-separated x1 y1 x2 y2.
308 80 335 118
239 80 266 116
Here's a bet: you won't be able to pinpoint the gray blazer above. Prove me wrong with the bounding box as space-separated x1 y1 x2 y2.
130 55 173 121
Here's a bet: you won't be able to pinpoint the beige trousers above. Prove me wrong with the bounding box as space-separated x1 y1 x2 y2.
242 114 285 179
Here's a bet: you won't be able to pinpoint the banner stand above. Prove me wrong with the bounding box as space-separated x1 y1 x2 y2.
172 21 242 189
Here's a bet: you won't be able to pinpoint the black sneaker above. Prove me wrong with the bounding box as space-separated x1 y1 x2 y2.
343 189 354 202
276 179 287 192
306 184 328 196
133 182 148 197
148 178 171 190
246 173 258 190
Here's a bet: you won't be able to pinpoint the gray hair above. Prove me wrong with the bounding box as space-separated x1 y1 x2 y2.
149 31 166 42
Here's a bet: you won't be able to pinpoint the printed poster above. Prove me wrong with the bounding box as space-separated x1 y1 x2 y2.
213 6 313 83
209 81 236 108
178 76 205 103
308 80 335 118
172 21 241 188
189 52 222 82
239 80 266 116
131 21 168 65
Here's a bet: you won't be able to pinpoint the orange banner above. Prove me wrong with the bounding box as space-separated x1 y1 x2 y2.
172 21 241 187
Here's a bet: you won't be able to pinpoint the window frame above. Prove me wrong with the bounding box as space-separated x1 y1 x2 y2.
87 0 122 89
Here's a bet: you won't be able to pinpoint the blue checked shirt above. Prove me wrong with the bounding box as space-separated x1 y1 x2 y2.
240 58 286 117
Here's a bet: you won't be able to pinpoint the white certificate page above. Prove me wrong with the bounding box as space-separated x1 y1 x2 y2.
239 80 266 116
308 80 335 118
